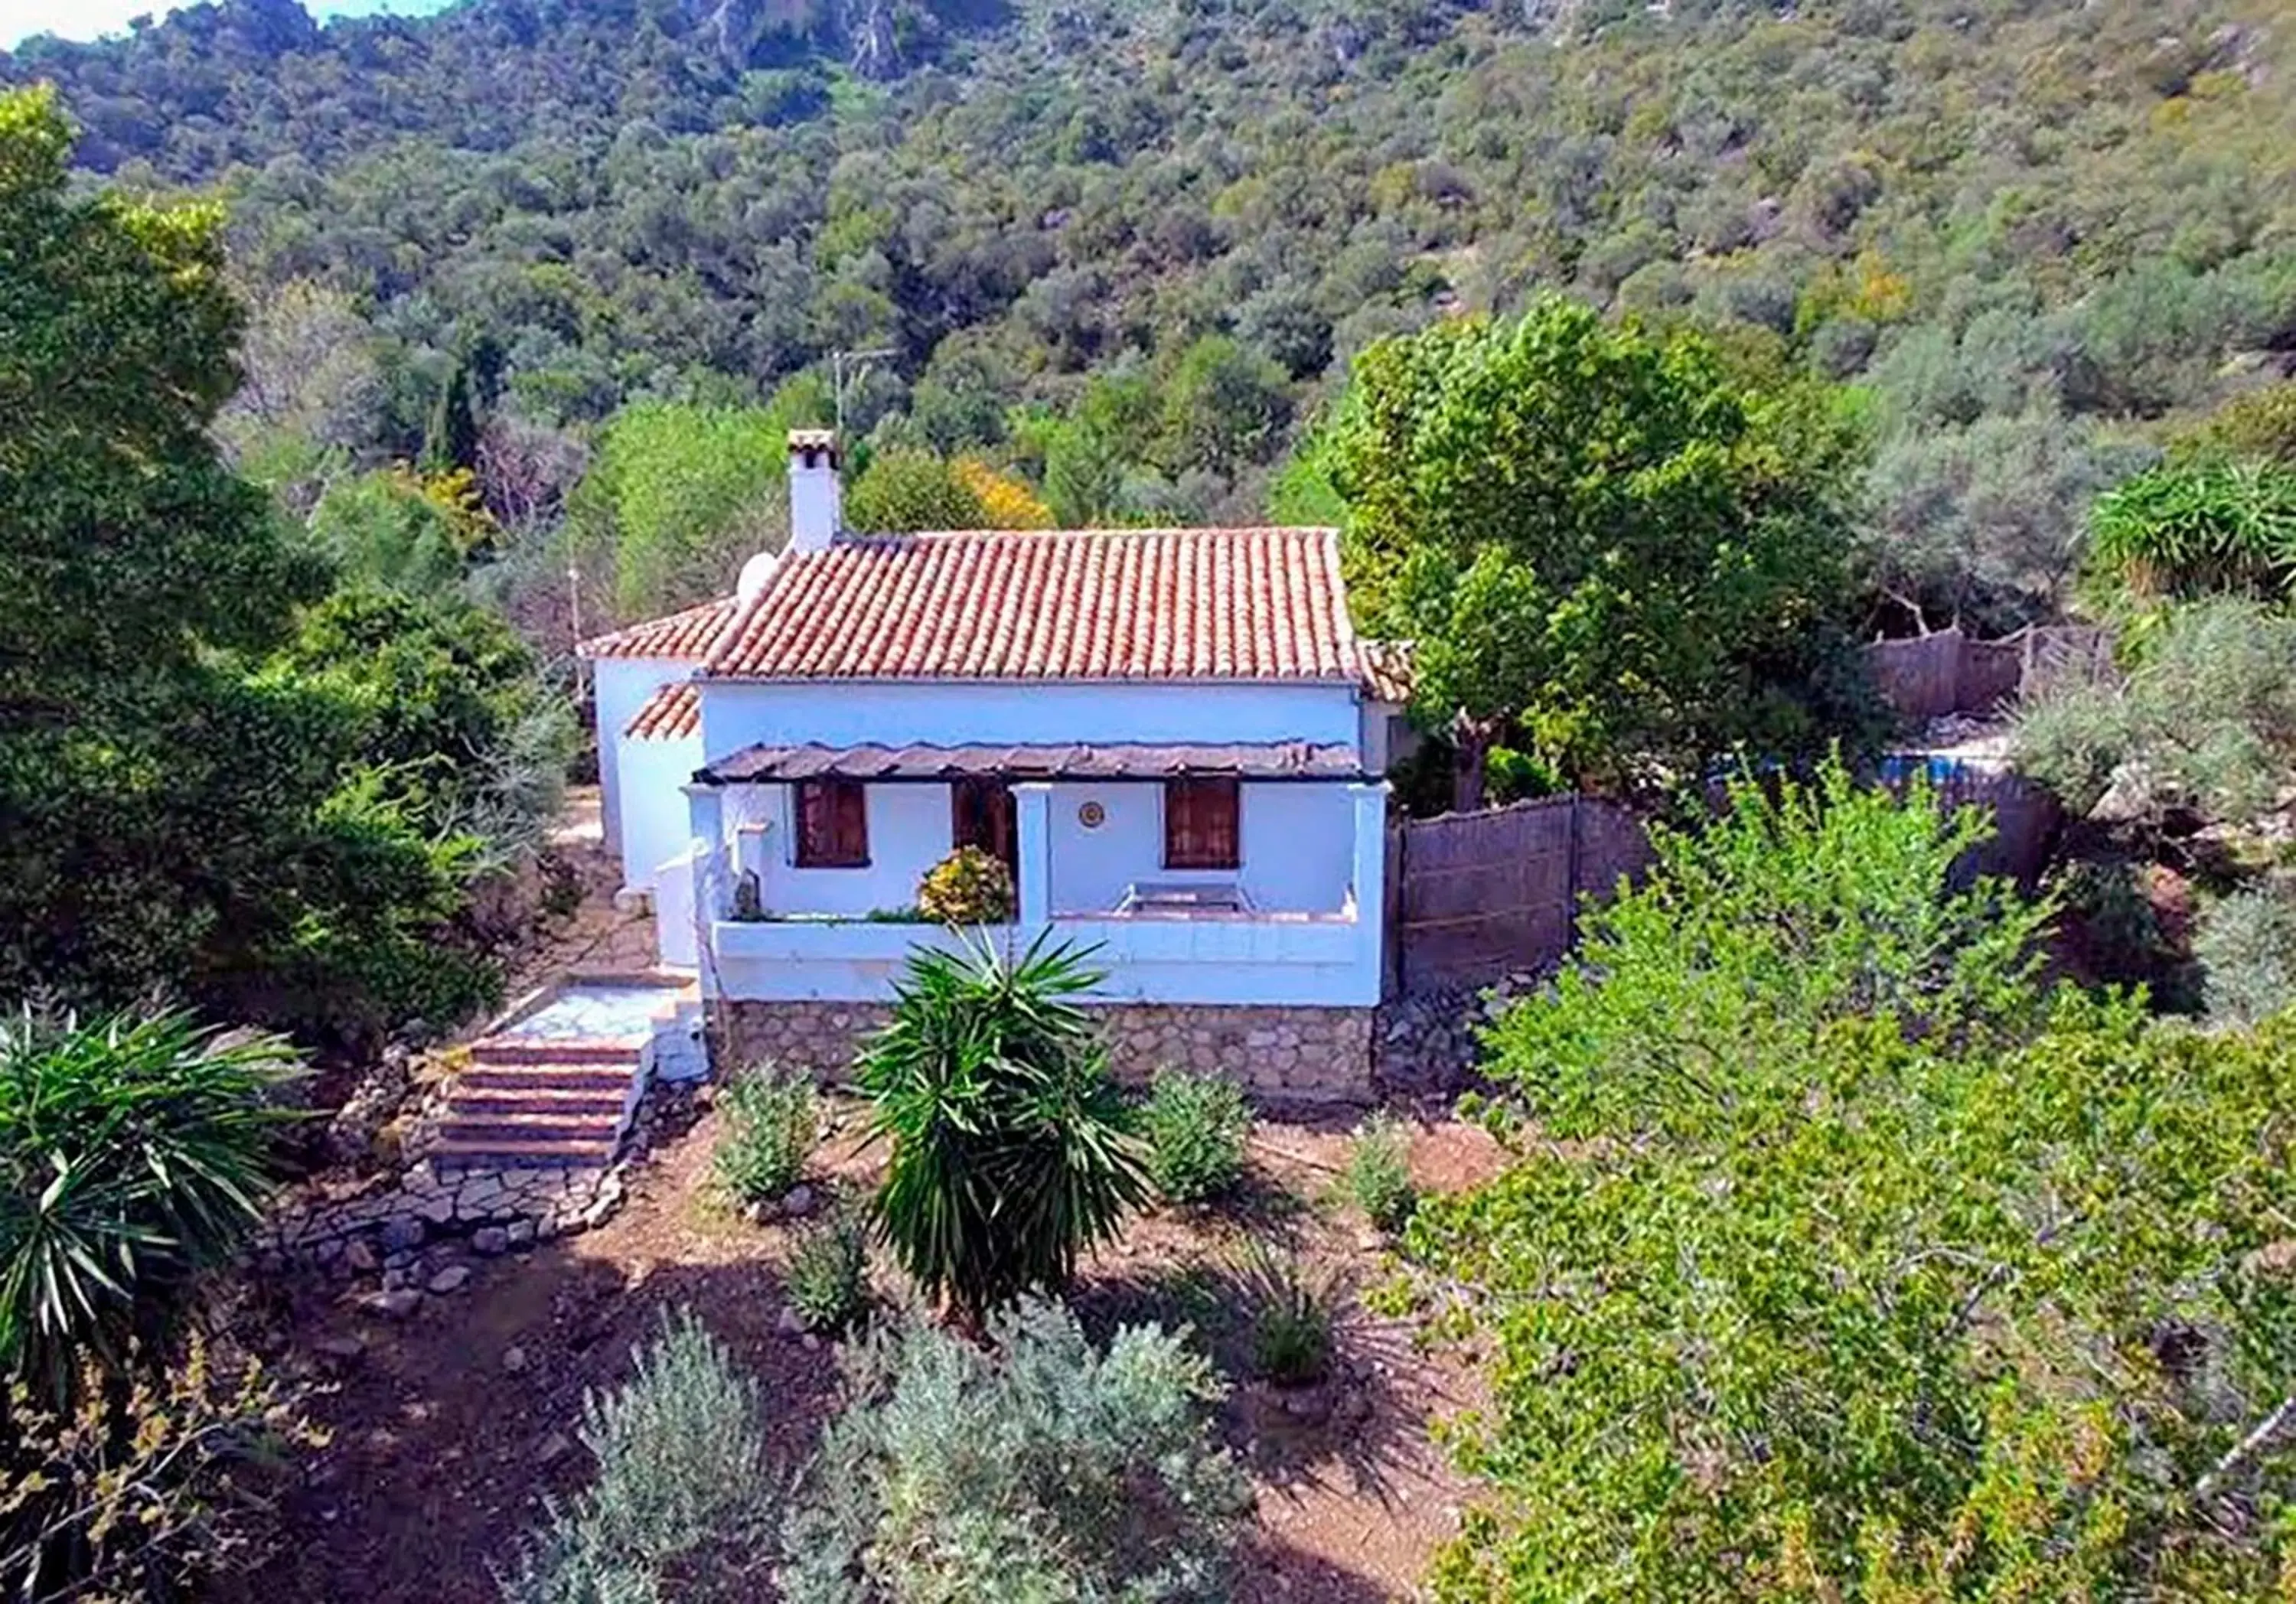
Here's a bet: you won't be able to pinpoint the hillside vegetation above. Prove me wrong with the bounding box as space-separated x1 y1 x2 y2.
8 0 2294 630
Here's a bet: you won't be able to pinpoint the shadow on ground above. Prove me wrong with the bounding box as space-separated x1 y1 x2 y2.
220 1244 836 1604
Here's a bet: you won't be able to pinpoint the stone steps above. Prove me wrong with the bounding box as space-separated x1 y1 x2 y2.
435 1036 642 1172
468 1038 644 1068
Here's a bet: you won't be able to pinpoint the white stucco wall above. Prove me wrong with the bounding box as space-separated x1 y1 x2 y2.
592 657 692 866
616 730 703 892
1042 781 1352 914
721 778 1353 918
696 680 1363 765
744 781 955 918
701 781 1389 1007
1360 699 1420 776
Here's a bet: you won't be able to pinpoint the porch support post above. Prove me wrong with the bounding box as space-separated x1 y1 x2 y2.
1013 781 1053 936
1346 781 1389 1005
683 783 726 995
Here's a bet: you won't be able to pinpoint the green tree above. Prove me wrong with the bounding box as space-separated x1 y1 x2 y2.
1414 762 2296 1599
420 357 481 476
1327 297 1868 800
0 96 566 1043
308 466 491 598
572 397 805 618
0 86 316 719
1391 546 1553 809
1156 332 1291 474
1030 371 1159 527
843 445 988 532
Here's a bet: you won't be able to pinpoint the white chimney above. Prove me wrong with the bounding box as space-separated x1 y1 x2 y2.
788 428 842 553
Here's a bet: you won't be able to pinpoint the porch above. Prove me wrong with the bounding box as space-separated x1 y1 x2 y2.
667 742 1388 1008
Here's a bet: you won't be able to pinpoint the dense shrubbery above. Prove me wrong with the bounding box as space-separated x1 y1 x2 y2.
1138 1068 1252 1205
0 88 575 1047
859 934 1148 1322
1411 758 2296 1597
2014 598 2296 835
778 1298 1250 1602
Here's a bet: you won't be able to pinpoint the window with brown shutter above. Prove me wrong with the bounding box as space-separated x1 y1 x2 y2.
1163 779 1240 870
794 780 869 867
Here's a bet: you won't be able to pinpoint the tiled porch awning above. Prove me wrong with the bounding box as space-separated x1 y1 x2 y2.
695 740 1365 786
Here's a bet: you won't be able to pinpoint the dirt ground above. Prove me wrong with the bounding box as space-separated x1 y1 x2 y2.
222 1105 1508 1603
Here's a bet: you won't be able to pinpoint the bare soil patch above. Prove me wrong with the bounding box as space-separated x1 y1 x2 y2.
223 1104 1492 1602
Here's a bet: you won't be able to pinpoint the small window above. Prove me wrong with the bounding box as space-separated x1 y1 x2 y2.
1163 779 1240 871
794 779 869 868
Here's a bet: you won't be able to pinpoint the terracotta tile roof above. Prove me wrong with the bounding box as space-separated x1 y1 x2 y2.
698 739 1364 785
625 680 700 742
700 527 1362 683
1358 639 1416 704
577 597 737 661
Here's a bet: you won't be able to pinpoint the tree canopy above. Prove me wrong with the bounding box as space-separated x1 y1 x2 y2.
0 86 570 1047
1413 760 2296 1599
1326 298 1872 799
8 0 2291 623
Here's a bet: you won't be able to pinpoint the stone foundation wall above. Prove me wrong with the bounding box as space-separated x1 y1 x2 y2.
718 1001 896 1082
716 999 1373 1105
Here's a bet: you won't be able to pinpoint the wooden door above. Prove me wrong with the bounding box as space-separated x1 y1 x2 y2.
950 778 1019 888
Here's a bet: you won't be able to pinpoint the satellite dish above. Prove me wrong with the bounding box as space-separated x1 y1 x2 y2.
736 550 779 605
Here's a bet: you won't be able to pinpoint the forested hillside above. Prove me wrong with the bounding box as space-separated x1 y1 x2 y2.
8 0 2294 631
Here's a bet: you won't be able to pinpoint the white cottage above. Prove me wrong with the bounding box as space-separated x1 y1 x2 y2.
579 430 1398 1100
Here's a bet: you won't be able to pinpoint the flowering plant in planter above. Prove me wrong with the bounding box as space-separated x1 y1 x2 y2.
916 846 1016 926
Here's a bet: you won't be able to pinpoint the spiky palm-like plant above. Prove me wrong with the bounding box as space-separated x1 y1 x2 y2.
0 1009 302 1399
858 933 1149 1323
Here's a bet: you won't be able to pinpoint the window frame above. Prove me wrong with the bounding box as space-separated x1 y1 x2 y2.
1161 778 1241 872
792 778 870 869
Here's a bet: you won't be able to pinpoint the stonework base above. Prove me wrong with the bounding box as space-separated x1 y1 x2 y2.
715 999 1373 1105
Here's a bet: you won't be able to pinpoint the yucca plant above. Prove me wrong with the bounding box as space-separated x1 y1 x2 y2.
858 932 1150 1324
1231 1239 1339 1387
0 1009 302 1400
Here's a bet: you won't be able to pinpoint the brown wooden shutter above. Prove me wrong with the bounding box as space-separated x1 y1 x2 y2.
1163 779 1239 870
795 780 869 867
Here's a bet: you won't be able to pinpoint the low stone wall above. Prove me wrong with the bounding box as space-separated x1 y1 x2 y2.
716 999 1374 1105
1096 1004 1373 1104
717 1000 895 1081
